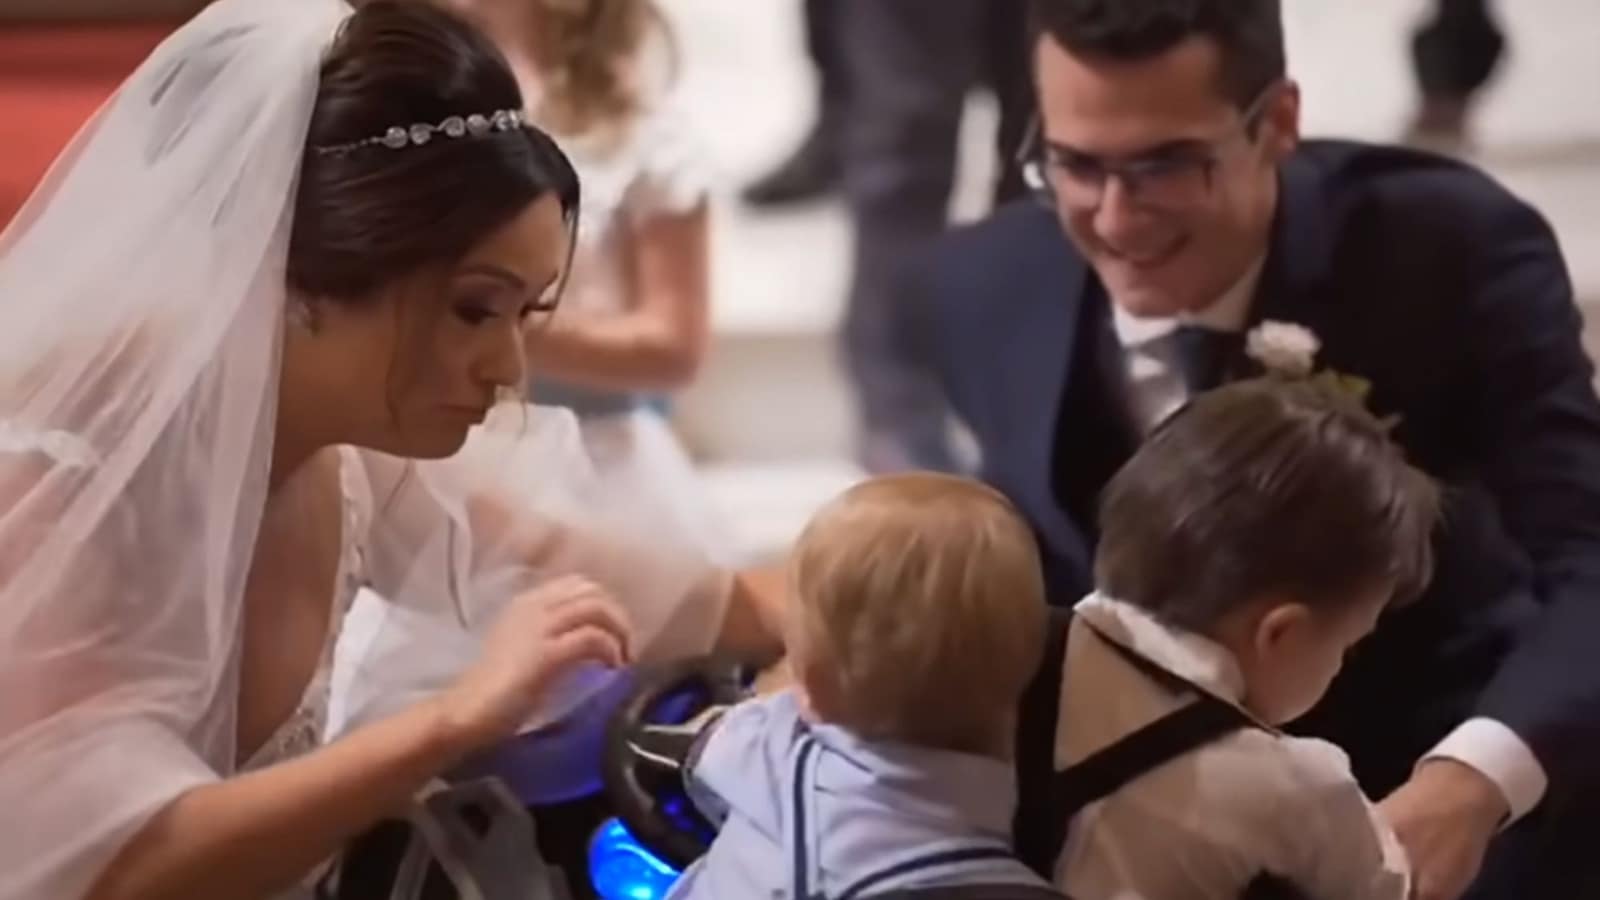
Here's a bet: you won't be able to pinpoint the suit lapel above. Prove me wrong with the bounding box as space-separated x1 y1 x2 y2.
989 212 1097 584
1247 154 1338 346
1055 279 1143 539
1248 151 1417 444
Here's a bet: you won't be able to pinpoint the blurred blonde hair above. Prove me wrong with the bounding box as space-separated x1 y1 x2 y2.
790 473 1047 757
527 0 675 138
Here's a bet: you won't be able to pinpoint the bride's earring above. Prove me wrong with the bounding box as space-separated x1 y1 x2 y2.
495 385 523 407
288 299 320 334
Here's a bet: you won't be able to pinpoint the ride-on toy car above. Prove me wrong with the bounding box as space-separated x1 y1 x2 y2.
320 657 751 900
588 656 1067 900
327 646 1305 900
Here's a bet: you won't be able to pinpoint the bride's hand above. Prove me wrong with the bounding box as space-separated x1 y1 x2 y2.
440 575 633 747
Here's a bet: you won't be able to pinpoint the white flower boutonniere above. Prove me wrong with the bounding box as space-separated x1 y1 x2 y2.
1243 320 1396 429
1245 320 1321 377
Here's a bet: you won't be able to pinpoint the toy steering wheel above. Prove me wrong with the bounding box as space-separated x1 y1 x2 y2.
601 655 755 870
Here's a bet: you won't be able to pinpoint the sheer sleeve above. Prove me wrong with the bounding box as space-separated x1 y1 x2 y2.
0 436 222 900
337 405 729 735
620 88 710 223
0 1 351 895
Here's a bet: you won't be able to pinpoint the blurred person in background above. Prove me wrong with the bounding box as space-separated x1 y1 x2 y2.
1407 0 1505 151
740 0 846 207
839 0 1035 473
444 0 738 562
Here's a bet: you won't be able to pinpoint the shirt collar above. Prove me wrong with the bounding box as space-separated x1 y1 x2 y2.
1073 592 1269 728
1110 254 1266 349
805 721 1019 839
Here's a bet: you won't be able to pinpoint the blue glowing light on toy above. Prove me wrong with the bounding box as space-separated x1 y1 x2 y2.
589 818 683 900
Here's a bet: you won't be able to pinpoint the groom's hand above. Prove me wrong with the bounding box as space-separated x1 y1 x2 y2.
1380 759 1506 900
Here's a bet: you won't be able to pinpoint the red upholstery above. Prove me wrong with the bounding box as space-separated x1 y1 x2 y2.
0 24 173 229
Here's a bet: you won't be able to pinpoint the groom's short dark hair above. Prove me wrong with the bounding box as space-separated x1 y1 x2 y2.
1029 0 1285 108
1095 376 1440 634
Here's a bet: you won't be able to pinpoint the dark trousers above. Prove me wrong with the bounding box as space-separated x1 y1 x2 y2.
1412 0 1505 99
803 0 846 127
837 0 1034 471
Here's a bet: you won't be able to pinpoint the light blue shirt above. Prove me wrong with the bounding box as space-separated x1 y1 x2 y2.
666 692 1047 899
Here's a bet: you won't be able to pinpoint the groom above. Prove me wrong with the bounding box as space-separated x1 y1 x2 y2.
898 1 1600 898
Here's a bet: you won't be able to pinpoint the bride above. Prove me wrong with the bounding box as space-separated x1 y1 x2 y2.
0 2 781 898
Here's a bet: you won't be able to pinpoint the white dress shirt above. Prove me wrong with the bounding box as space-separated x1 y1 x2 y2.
1054 593 1411 900
1109 257 1264 433
1105 270 1548 825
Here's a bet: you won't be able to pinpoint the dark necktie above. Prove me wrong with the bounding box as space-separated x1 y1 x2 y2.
1170 325 1245 393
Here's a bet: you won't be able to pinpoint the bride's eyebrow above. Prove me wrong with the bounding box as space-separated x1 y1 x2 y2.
454 263 527 291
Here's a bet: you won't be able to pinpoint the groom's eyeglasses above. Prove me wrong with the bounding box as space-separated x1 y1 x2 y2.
1019 83 1278 214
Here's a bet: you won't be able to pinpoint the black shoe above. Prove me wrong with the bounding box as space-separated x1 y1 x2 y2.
742 124 839 207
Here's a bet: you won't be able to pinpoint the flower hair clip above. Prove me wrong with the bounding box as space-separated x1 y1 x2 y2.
314 109 525 156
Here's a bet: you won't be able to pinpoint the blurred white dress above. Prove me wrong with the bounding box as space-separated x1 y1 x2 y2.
528 89 743 566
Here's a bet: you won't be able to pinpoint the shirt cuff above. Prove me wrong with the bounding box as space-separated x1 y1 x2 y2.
1423 717 1548 824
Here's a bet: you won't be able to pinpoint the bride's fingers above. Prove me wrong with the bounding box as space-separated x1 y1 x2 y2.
541 593 634 661
526 574 602 605
543 625 627 672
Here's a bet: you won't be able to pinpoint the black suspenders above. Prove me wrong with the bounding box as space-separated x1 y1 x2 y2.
1013 608 1078 874
1053 636 1258 821
1009 608 1307 900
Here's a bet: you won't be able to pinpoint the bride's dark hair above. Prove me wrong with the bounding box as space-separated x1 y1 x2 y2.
287 0 580 302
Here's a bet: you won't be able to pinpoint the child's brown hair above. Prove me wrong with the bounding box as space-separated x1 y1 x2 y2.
1097 376 1440 633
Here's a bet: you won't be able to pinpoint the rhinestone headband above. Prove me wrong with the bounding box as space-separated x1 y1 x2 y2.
314 108 526 156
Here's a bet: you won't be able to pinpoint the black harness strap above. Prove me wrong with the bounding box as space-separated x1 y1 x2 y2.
1011 611 1283 895
1012 607 1076 875
1052 637 1255 824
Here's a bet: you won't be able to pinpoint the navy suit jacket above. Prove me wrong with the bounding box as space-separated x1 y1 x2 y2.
901 139 1600 803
